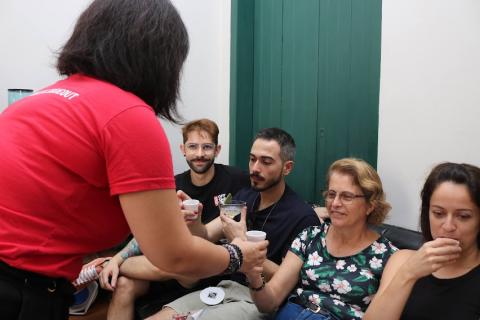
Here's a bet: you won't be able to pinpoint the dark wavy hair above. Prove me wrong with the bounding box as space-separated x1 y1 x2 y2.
420 162 480 247
56 0 189 122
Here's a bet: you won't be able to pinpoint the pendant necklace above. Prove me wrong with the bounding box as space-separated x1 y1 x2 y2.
250 193 279 231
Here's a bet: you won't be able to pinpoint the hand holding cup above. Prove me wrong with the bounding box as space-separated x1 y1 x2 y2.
182 199 200 221
221 204 247 241
231 237 268 275
246 230 267 242
401 237 461 280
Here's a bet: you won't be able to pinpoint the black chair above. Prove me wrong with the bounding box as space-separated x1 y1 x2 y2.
309 204 424 250
370 223 424 250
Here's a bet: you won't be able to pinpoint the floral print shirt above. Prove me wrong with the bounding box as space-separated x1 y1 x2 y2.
290 221 397 319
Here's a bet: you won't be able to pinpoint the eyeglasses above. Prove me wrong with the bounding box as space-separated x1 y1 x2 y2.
323 190 366 204
185 143 216 153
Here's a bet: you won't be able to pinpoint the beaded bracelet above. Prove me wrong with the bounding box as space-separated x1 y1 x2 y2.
248 273 266 291
221 243 243 274
229 243 243 268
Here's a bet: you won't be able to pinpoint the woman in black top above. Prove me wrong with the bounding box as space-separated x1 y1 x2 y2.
365 162 480 320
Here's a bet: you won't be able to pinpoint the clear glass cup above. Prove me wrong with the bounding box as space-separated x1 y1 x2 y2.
219 200 246 219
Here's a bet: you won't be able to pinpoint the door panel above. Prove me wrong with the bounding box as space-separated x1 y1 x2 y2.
281 0 320 200
231 0 382 204
252 0 283 132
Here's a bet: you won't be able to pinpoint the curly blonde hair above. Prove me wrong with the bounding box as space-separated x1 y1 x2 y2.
326 158 391 225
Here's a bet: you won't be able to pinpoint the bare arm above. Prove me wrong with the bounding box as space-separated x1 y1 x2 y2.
262 259 280 281
313 206 328 220
247 251 302 313
364 238 461 320
188 216 224 243
98 237 142 290
220 208 280 280
119 238 141 259
120 189 268 278
120 255 171 280
363 250 416 320
176 190 224 242
119 189 230 277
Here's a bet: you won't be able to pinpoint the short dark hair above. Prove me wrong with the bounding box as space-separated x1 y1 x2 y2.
182 119 219 144
56 0 189 123
254 128 296 162
420 162 480 247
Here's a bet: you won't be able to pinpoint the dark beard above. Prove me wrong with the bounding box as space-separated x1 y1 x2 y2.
250 172 282 192
187 158 215 174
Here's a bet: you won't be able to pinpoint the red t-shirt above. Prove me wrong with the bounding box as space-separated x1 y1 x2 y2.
0 74 175 280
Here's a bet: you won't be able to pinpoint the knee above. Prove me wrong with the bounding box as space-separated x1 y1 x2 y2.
112 276 138 301
116 276 136 292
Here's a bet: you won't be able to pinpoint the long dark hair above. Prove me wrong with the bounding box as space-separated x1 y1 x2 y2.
420 162 480 247
57 0 189 122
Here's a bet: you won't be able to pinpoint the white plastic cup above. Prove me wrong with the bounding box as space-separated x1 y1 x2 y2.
182 199 200 220
246 230 267 242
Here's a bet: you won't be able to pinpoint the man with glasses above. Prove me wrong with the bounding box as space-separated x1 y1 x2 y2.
176 118 250 223
101 119 249 320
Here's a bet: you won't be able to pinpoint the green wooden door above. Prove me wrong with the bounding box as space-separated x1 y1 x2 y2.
231 0 382 204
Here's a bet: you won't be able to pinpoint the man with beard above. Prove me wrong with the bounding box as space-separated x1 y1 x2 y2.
99 119 249 320
175 119 250 223
152 127 320 320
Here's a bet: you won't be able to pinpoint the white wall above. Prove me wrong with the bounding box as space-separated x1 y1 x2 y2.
160 0 231 173
0 1 87 107
3 1 480 230
0 0 231 174
378 0 480 229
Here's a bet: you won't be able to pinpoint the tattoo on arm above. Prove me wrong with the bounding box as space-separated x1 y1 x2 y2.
120 238 142 261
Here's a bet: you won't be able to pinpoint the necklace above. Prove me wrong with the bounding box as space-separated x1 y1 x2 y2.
250 193 279 231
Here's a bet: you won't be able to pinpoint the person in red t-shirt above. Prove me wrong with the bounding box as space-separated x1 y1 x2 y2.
0 1 267 319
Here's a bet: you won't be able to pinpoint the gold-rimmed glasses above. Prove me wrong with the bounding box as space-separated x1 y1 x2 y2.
323 190 366 204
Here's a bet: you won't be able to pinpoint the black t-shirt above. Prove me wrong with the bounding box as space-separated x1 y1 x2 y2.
175 163 250 223
228 186 320 286
234 185 320 265
401 264 480 320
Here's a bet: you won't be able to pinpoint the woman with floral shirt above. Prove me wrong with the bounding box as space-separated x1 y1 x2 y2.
246 158 397 319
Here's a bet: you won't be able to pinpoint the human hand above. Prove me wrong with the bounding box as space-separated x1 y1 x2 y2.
314 206 329 220
99 256 122 291
220 205 247 241
182 203 203 226
231 237 268 275
72 257 110 290
401 237 461 280
176 190 191 207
